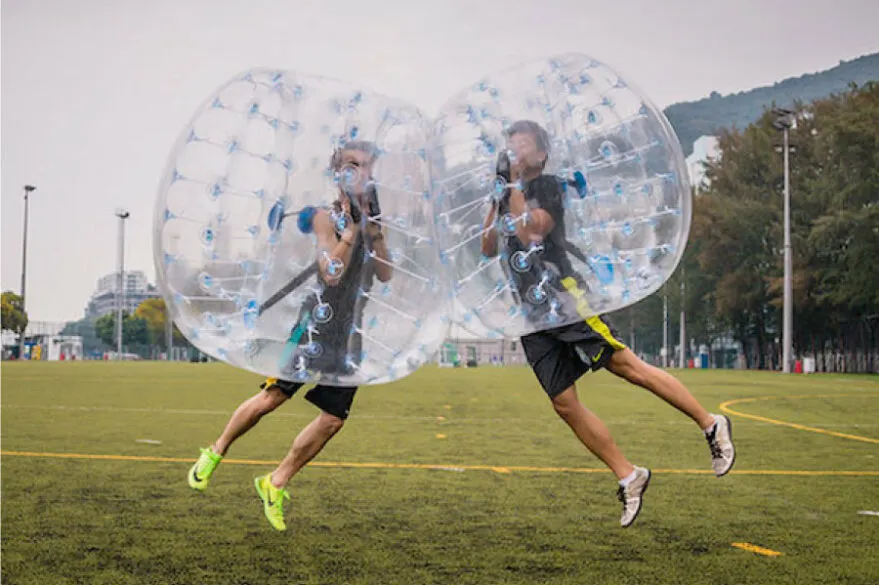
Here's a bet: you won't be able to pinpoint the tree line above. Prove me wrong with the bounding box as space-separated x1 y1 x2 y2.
615 82 878 372
70 297 188 357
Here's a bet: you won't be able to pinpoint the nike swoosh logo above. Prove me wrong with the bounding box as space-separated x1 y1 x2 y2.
192 468 204 483
592 348 605 363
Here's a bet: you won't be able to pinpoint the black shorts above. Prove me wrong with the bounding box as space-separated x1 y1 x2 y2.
521 316 627 398
260 378 358 420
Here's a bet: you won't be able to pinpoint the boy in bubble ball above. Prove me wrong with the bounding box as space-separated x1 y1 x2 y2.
187 140 392 532
480 120 735 528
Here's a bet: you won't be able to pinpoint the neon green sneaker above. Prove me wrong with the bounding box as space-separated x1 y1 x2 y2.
254 474 291 531
187 447 223 492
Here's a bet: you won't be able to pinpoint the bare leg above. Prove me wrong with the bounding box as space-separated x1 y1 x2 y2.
606 348 715 430
270 412 345 487
552 386 635 480
213 388 288 456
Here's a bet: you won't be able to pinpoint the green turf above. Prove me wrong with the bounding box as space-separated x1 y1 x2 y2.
2 362 877 584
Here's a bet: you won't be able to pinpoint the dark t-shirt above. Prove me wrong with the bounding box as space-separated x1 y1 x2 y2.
291 216 374 375
497 175 581 324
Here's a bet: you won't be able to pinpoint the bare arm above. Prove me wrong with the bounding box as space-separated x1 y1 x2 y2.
313 210 356 286
506 186 555 245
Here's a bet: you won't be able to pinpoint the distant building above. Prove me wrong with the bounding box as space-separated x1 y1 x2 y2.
685 135 721 191
438 338 527 367
85 270 160 318
1 321 77 360
438 308 528 367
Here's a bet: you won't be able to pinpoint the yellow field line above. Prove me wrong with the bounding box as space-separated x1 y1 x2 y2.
731 542 783 557
2 450 878 476
720 393 879 444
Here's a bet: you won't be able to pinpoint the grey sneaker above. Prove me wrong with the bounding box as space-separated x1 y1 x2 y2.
617 466 651 528
706 414 736 477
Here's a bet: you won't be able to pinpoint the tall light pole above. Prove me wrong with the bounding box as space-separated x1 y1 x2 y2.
165 233 179 360
629 311 635 353
115 209 130 357
19 185 36 358
773 108 795 373
165 310 173 360
662 287 669 368
679 267 687 369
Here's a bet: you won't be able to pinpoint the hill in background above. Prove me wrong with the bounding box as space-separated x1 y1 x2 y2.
664 52 879 155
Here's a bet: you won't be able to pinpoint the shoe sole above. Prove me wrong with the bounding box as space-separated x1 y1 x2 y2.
621 469 651 529
716 415 736 478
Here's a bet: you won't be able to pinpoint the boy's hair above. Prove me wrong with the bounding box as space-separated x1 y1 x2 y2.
329 140 380 171
505 120 551 155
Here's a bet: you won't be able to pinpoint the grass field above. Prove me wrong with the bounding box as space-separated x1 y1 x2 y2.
2 362 878 585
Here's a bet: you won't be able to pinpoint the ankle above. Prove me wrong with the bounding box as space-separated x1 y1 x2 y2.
618 468 638 487
700 414 717 432
615 464 636 482
270 473 287 490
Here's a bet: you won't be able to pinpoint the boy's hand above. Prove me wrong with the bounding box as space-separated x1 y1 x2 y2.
366 217 383 240
509 157 523 184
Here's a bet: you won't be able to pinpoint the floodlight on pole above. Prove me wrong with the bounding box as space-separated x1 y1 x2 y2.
19 185 36 358
772 108 795 374
662 287 669 368
679 267 686 369
115 209 130 358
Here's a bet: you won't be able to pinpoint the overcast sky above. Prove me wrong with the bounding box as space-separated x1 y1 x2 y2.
2 0 878 323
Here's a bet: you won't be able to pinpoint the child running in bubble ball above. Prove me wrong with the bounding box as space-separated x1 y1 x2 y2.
187 140 392 532
480 120 735 528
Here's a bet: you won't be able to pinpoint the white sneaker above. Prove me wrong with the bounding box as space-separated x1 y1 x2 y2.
617 466 651 528
706 414 736 477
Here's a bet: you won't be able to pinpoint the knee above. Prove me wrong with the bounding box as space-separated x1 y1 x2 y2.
624 364 651 388
256 388 287 414
610 352 652 388
317 412 345 435
552 391 578 420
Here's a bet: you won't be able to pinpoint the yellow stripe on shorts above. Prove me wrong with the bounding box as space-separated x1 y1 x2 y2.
560 276 627 350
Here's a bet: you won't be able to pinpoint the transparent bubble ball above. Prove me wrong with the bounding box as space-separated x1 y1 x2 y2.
154 69 450 385
431 54 691 338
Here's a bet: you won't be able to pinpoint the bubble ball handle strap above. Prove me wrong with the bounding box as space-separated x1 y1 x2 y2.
365 182 381 219
492 150 517 208
496 150 512 184
566 171 589 199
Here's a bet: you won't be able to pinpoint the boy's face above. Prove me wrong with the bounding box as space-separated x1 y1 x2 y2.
338 148 376 197
508 131 547 171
